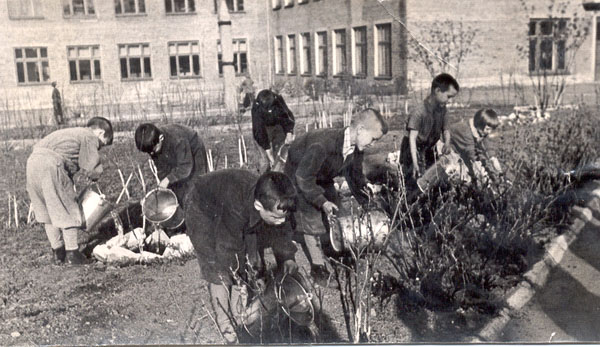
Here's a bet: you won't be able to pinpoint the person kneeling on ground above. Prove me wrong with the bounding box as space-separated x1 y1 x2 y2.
134 123 208 206
183 169 299 343
252 89 295 173
26 117 113 265
284 108 388 286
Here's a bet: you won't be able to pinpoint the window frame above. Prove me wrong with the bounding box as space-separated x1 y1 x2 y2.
67 45 102 83
374 23 392 78
284 0 293 7
225 0 244 12
169 41 202 79
7 0 44 20
118 43 153 81
115 0 146 16
315 31 328 77
14 47 51 85
287 34 297 75
165 0 196 14
300 32 312 76
333 28 347 76
352 26 367 77
217 39 248 76
528 18 569 75
274 36 285 74
62 0 96 18
272 0 281 10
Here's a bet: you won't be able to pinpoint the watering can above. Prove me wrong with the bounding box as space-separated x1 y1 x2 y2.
141 187 185 229
328 208 391 252
78 186 114 232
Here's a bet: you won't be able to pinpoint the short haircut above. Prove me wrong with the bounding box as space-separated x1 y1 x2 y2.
256 89 278 109
134 123 162 153
431 73 460 94
351 108 389 135
87 117 113 146
254 171 297 213
473 108 500 130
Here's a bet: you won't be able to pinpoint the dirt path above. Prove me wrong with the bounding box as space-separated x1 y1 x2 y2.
497 210 600 342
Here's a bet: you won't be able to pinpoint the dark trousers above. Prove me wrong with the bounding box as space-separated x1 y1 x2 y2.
256 124 286 174
400 136 437 181
293 182 341 268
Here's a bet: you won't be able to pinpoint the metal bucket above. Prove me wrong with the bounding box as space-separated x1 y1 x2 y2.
78 187 114 232
141 188 184 229
329 209 390 252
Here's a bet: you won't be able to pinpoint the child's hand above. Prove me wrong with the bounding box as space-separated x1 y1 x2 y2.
412 166 420 178
441 144 452 155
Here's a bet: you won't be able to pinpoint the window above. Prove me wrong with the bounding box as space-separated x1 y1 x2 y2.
225 0 243 12
375 23 391 77
7 0 43 19
115 0 146 14
353 26 367 76
165 0 195 13
528 18 568 74
217 39 248 75
275 36 284 74
68 46 101 82
118 43 152 80
14 47 50 84
63 0 95 17
284 0 293 7
300 33 311 75
333 29 347 75
272 0 281 10
316 31 327 76
169 42 200 78
298 0 308 3
287 34 297 74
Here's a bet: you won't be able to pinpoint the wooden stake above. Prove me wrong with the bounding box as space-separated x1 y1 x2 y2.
224 154 228 169
240 135 248 164
27 202 34 224
238 138 243 167
7 193 11 228
13 195 19 228
137 164 146 195
118 169 130 200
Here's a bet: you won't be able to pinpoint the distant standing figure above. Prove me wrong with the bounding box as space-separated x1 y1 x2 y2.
252 89 295 173
134 123 208 206
238 73 255 112
51 82 64 125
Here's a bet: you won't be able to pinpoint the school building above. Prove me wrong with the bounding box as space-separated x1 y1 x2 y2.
1 0 600 119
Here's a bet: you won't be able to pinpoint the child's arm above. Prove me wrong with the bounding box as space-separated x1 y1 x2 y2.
409 130 420 177
442 129 452 155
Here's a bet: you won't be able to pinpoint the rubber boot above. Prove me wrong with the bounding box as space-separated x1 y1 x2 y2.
52 246 66 265
209 283 238 344
65 250 92 265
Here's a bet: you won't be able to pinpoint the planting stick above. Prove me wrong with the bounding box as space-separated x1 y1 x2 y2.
238 138 243 167
27 202 33 224
224 154 228 169
241 135 248 164
13 195 19 228
115 173 133 205
207 149 214 172
137 164 146 194
148 159 160 184
7 193 11 228
117 169 130 200
305 123 309 133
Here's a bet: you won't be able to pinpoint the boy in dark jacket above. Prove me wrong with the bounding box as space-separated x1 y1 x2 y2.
252 89 295 172
449 108 502 184
401 73 459 180
284 108 388 285
134 123 208 205
26 117 113 265
184 170 298 343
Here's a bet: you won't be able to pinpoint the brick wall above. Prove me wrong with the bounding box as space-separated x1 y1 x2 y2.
0 0 271 113
405 0 596 88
